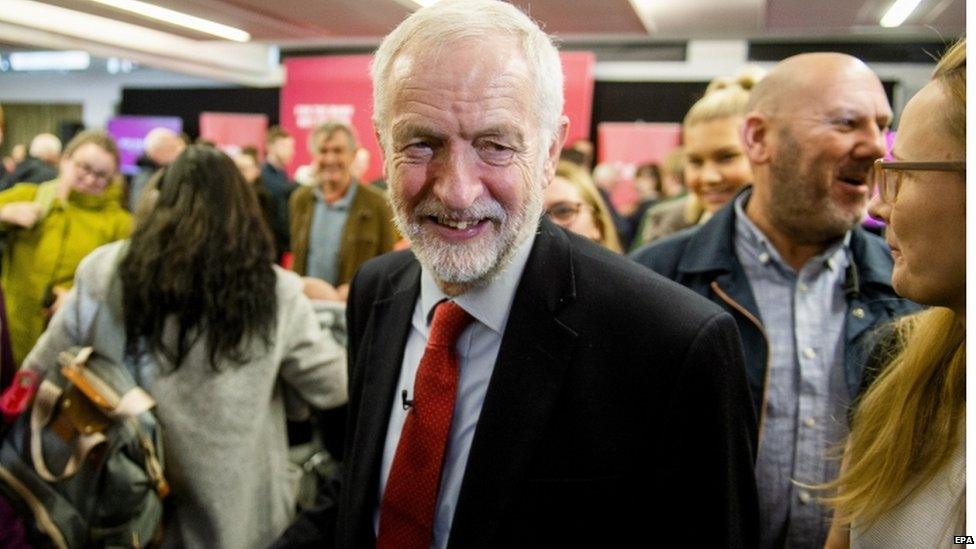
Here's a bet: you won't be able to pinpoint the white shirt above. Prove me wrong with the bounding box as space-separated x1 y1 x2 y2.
374 232 537 548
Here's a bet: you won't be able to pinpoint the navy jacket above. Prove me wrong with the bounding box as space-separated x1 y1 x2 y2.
631 190 919 437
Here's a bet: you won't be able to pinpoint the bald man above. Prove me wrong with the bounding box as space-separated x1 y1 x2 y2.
128 127 185 211
633 53 918 547
0 133 61 190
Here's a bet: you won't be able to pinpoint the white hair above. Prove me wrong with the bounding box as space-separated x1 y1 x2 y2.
371 0 564 149
29 133 62 163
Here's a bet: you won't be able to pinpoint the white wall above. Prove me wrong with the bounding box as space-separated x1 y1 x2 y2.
0 67 229 129
595 40 936 119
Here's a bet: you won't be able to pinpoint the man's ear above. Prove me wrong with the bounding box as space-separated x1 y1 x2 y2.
741 112 772 165
543 116 570 186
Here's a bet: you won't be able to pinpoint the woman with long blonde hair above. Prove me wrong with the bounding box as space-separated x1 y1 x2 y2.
631 67 762 249
824 39 966 548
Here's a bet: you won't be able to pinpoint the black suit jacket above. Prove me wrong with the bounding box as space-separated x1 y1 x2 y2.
338 218 759 548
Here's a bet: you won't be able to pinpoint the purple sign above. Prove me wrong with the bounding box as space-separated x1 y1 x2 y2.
106 116 182 176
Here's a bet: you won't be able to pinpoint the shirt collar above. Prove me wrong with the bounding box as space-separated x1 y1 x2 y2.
733 188 851 275
313 180 358 208
419 230 537 335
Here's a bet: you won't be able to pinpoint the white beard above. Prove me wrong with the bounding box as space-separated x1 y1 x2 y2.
390 183 542 289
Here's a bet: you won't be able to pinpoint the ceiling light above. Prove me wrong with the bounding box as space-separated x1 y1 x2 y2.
80 0 250 42
390 0 439 9
626 0 657 34
9 50 91 71
880 0 924 28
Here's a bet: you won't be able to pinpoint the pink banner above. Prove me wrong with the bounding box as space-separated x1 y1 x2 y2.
280 52 596 183
281 55 380 182
561 51 595 144
597 122 682 166
199 112 269 156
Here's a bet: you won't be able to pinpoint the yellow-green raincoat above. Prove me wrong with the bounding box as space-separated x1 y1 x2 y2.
0 180 132 365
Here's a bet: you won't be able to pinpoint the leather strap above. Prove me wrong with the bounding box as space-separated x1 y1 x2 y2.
30 379 107 482
27 348 153 482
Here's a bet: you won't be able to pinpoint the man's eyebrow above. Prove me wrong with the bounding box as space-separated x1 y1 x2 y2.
823 107 862 118
823 107 891 125
476 125 526 147
392 122 446 144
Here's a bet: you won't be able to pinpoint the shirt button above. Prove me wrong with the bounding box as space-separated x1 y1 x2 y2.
852 307 865 319
803 347 816 359
798 282 809 293
804 417 816 428
758 252 770 264
798 490 811 504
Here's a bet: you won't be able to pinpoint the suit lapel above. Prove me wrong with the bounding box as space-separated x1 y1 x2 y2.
345 257 421 547
448 219 579 547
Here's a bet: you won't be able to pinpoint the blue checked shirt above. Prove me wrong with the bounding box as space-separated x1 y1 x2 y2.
734 193 852 549
307 183 357 286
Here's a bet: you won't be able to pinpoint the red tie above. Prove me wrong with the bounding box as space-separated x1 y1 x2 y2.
377 300 474 549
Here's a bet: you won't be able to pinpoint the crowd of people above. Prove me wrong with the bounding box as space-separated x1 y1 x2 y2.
0 0 966 547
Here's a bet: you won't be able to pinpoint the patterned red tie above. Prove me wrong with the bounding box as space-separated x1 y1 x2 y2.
377 300 474 549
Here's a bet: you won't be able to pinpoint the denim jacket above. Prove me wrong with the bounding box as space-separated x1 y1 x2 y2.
631 188 919 436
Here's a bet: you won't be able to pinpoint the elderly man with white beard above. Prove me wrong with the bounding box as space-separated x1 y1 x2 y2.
320 1 759 548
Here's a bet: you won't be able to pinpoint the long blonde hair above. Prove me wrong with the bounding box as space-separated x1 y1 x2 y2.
825 39 967 527
828 308 965 525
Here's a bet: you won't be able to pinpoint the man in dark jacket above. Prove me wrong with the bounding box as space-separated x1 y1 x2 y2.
0 133 60 190
632 53 918 549
261 126 298 252
331 1 760 548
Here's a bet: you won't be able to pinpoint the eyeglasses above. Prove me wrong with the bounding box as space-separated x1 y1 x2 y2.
546 201 590 225
869 159 966 204
72 159 114 184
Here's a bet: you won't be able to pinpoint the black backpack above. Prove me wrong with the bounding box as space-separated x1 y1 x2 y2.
0 264 168 548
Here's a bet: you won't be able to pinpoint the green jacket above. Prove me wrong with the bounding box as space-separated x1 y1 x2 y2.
0 180 132 365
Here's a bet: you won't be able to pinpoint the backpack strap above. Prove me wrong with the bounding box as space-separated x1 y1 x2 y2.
29 378 107 482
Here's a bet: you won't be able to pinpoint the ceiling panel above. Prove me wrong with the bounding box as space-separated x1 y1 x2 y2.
5 0 966 51
42 0 414 40
766 0 965 33
509 0 647 35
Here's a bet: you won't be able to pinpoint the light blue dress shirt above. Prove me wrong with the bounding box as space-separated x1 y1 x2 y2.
307 183 357 285
374 232 537 549
733 192 852 549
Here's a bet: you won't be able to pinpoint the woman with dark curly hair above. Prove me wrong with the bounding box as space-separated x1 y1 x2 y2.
24 145 347 548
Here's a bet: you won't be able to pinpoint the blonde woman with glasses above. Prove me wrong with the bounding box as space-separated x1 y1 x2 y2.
824 39 966 549
0 130 131 366
544 160 623 252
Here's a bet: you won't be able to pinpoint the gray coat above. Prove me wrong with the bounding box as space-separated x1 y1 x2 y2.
24 241 348 549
